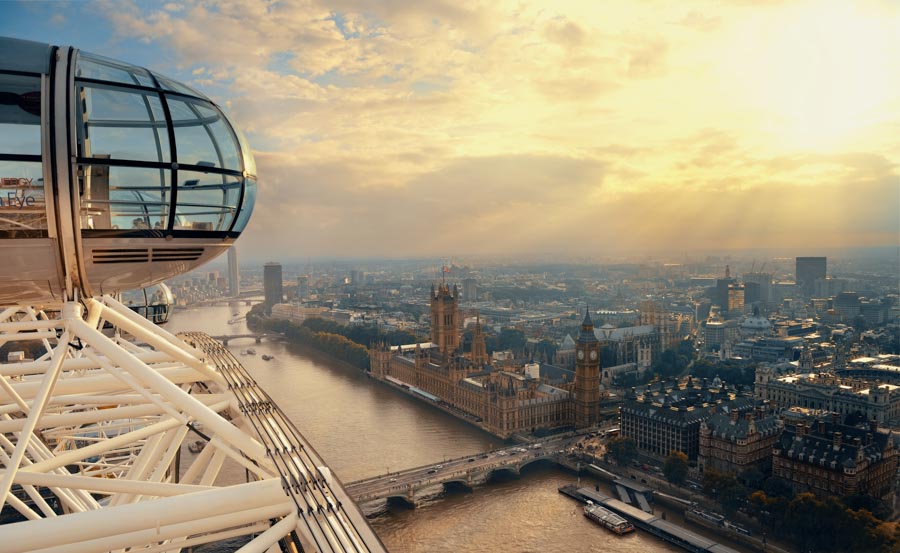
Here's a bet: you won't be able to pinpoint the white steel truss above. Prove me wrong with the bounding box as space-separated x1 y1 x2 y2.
0 296 385 553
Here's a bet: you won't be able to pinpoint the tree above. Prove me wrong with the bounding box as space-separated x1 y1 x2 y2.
606 437 637 465
663 451 689 484
738 466 765 491
497 328 526 354
720 482 748 513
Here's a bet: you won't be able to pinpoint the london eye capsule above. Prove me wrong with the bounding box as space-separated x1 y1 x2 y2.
0 36 257 304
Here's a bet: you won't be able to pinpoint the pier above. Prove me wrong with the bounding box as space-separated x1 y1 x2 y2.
559 485 740 553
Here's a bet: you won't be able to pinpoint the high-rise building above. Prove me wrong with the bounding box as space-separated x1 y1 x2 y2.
743 272 772 304
227 246 240 297
350 270 365 286
575 310 601 428
796 257 826 295
727 283 745 313
297 275 309 299
714 266 736 315
263 262 283 310
463 278 477 302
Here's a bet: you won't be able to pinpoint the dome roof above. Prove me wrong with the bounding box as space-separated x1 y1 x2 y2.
741 315 772 330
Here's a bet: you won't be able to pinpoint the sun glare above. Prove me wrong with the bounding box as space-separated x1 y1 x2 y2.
723 2 896 152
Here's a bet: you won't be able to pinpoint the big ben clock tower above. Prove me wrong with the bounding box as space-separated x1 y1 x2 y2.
575 309 601 428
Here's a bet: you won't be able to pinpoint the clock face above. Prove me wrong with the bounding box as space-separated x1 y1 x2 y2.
577 350 584 360
590 350 598 361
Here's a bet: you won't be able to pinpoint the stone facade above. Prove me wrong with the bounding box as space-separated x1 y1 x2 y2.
755 365 900 426
368 289 597 438
699 410 782 476
620 378 755 461
772 418 897 500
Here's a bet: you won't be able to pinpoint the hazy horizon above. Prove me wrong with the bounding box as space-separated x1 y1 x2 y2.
3 1 898 259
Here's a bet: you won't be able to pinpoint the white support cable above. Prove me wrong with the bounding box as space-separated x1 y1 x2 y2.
0 366 206 402
236 512 299 553
0 351 174 377
23 306 56 356
108 431 167 507
0 296 385 552
0 443 56 519
0 305 23 323
0 329 71 508
68 318 268 461
21 418 183 475
124 522 272 553
87 349 191 427
32 504 295 553
4 479 290 551
180 435 217 485
14 470 214 497
0 430 98 514
206 435 277 480
198 446 228 486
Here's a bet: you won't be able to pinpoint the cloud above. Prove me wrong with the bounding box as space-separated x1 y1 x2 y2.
89 0 900 260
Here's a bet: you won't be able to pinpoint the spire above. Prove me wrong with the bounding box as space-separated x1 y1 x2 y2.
577 307 598 344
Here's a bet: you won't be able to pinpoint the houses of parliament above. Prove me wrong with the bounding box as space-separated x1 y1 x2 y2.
369 283 604 438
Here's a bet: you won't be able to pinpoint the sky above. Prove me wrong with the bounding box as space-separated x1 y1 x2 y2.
2 0 898 261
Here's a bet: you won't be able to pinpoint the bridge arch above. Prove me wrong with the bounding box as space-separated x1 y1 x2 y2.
384 495 416 510
517 456 555 472
487 466 520 480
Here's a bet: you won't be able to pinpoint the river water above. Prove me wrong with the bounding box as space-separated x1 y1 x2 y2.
166 302 740 553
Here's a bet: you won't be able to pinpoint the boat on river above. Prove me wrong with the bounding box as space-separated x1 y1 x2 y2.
584 501 635 535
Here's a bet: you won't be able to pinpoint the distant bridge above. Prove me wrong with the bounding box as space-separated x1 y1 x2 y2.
212 333 282 346
345 436 574 508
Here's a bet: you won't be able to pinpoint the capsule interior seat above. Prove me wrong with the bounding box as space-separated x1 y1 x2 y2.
0 36 256 304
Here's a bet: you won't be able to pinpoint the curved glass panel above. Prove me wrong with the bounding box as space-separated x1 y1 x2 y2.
174 170 239 231
0 73 46 235
0 74 41 155
77 84 170 163
235 127 256 177
75 52 155 87
232 177 256 232
154 73 207 99
79 164 169 230
168 97 240 170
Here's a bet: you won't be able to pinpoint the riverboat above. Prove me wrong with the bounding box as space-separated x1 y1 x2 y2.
584 501 635 535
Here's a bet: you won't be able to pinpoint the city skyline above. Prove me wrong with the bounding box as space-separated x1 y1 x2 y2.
2 1 898 259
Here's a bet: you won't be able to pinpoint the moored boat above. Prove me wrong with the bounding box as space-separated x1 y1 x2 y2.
584 501 635 535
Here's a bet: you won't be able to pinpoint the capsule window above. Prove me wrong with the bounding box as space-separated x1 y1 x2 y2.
77 84 170 163
167 97 241 170
75 52 155 88
0 74 46 235
174 170 239 231
79 164 170 231
232 176 256 233
0 73 41 155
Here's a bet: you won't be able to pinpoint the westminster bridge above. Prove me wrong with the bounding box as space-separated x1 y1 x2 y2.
345 435 578 507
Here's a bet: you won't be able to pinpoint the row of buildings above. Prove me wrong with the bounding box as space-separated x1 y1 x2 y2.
369 283 607 437
619 373 898 501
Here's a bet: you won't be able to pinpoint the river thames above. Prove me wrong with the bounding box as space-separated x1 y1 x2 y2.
168 302 737 553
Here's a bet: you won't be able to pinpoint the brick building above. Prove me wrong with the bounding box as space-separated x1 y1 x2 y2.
772 417 897 499
698 409 782 476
